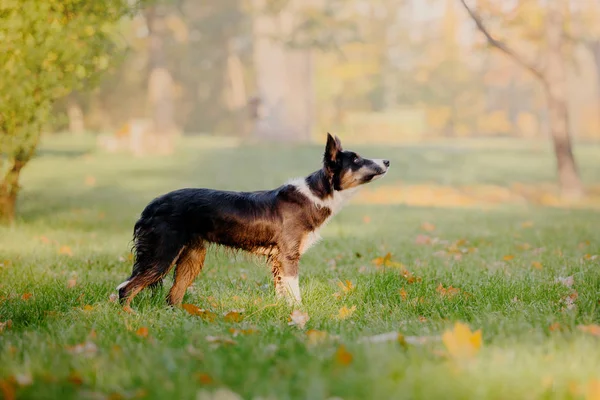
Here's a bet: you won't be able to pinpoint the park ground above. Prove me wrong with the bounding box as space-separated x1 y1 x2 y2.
1 135 600 400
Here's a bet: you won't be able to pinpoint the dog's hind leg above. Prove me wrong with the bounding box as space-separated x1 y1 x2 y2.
168 243 206 305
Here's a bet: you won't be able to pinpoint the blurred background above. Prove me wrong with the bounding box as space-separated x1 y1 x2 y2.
2 0 600 224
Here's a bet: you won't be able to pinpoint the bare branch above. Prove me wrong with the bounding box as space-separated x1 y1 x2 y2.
459 0 546 83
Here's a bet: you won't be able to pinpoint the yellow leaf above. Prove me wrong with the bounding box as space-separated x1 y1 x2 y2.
195 372 213 385
503 254 515 261
521 221 534 228
334 345 353 366
549 322 562 332
578 325 600 337
531 261 543 270
58 246 73 256
82 305 94 312
21 293 33 301
442 322 482 359
182 304 216 322
337 305 356 320
229 328 258 337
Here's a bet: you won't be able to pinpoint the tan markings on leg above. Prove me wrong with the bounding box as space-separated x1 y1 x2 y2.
168 246 206 305
271 258 288 299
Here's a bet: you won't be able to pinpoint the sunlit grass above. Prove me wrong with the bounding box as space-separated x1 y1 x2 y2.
1 134 600 399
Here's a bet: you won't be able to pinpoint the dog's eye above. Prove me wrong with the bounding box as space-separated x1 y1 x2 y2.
353 157 361 164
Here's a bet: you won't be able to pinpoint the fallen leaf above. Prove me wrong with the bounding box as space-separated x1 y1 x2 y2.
400 269 421 284
515 243 532 251
436 283 461 299
182 304 216 322
503 254 515 261
334 345 353 366
67 371 83 385
288 310 310 329
82 305 94 312
442 322 482 359
306 329 328 346
521 221 534 228
399 288 408 300
414 234 431 245
136 327 149 338
66 341 98 356
333 280 355 298
14 373 33 386
363 215 371 224
531 261 543 270
108 293 118 302
229 328 258 337
418 316 427 323
0 320 12 333
58 245 73 256
555 276 574 288
578 325 600 337
337 305 356 320
84 175 96 187
67 278 77 288
0 379 15 400
205 336 236 346
21 293 32 301
195 372 214 385
372 253 404 268
548 322 562 332
586 379 600 400
421 222 436 232
223 310 244 323
583 254 598 261
560 291 578 311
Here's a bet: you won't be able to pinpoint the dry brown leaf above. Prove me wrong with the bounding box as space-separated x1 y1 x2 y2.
333 280 355 298
205 336 236 346
337 305 356 320
58 246 73 256
372 253 404 268
578 324 600 336
306 329 328 346
229 328 258 337
195 372 214 385
288 310 310 329
67 278 77 288
0 320 12 333
334 345 353 366
82 305 94 312
531 261 543 270
223 310 244 323
399 288 408 301
548 322 562 332
66 341 98 356
136 327 149 338
0 379 15 400
181 304 216 322
436 283 461 299
21 293 32 301
421 222 436 232
418 316 427 323
503 254 515 261
401 269 421 284
84 175 96 187
68 371 83 386
415 234 431 245
555 276 574 288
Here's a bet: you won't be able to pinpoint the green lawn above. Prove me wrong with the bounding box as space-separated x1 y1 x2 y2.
1 135 600 400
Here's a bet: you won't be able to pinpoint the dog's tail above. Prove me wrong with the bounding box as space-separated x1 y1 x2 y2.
117 216 185 303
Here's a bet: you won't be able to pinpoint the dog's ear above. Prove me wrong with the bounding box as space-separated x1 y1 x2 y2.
324 133 343 173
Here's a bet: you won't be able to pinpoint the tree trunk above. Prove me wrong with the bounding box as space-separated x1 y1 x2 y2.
0 159 25 224
545 4 584 199
589 40 600 130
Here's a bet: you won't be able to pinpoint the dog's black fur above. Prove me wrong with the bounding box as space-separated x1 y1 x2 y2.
117 134 389 306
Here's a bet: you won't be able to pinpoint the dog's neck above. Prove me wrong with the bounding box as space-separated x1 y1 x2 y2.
288 169 359 216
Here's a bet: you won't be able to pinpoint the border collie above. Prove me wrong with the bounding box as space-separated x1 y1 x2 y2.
117 134 389 307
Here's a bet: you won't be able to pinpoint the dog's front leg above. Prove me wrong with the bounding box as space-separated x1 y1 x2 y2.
272 255 301 305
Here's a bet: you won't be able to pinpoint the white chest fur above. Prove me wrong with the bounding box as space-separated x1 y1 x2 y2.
288 177 358 255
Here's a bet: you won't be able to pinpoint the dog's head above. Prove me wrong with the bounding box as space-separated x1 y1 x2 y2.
323 133 389 191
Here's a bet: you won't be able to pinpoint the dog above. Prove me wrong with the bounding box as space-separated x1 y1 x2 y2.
117 134 389 307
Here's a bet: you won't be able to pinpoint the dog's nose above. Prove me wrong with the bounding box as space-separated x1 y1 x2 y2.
383 160 390 167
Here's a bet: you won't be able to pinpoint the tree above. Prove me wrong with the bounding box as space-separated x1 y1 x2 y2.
459 0 584 199
0 0 140 223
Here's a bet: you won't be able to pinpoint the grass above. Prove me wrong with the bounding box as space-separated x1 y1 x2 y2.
1 134 600 400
